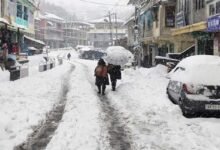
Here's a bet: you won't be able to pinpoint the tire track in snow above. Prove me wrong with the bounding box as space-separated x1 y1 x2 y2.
99 96 132 150
14 64 75 150
73 60 133 150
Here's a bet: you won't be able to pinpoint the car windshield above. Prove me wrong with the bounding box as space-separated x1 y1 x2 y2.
2 1 220 150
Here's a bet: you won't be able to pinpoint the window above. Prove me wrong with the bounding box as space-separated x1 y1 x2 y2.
209 4 215 16
23 6 28 20
16 2 22 18
195 0 205 10
165 6 175 27
216 2 220 14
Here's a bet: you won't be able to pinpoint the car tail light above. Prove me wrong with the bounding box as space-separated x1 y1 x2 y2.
182 84 193 94
182 83 204 94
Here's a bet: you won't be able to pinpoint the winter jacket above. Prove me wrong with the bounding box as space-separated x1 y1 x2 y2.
107 64 121 81
95 65 109 86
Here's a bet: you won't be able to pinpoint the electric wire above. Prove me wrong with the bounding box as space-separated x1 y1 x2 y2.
80 0 128 7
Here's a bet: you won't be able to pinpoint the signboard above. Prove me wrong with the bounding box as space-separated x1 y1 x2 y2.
176 11 185 28
207 15 220 32
16 17 28 28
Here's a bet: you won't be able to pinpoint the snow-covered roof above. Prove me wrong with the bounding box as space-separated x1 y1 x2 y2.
44 13 64 21
89 18 125 23
65 21 94 27
24 35 45 45
123 15 135 26
0 18 9 24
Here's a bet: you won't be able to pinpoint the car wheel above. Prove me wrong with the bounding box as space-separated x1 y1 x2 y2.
167 89 177 105
179 98 193 118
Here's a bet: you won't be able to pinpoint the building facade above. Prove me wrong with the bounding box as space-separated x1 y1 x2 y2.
0 0 36 55
63 21 92 48
172 0 212 56
124 15 135 51
88 18 126 49
206 0 220 56
128 0 220 67
37 13 64 49
134 0 182 67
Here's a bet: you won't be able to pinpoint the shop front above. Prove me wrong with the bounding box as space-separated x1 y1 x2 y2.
207 14 220 56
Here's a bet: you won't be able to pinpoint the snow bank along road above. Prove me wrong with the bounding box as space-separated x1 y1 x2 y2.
14 65 75 150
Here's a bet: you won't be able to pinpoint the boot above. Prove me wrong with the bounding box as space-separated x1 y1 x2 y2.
112 86 116 91
102 85 106 95
97 86 101 94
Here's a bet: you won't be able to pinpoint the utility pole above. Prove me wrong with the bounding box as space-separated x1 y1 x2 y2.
115 13 118 45
133 3 142 68
108 11 113 46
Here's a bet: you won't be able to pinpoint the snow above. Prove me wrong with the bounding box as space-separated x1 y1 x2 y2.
89 18 125 23
1 51 220 150
44 13 64 21
105 46 133 66
169 55 220 85
24 35 45 45
0 18 9 24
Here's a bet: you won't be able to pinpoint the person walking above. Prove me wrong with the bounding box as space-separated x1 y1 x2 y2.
107 64 121 91
94 59 109 95
67 53 71 60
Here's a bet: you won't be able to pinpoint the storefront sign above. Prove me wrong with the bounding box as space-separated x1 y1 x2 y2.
16 17 28 28
207 15 220 32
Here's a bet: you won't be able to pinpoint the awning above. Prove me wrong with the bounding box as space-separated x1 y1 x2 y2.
47 21 53 26
24 35 45 45
0 18 9 25
172 21 207 36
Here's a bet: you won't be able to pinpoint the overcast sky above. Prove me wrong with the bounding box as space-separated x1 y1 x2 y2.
45 0 133 20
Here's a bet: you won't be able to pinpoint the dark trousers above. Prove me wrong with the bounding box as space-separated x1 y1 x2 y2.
111 79 117 91
97 84 106 94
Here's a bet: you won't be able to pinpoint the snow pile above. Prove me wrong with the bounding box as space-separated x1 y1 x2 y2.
104 64 220 150
0 52 71 150
170 55 220 85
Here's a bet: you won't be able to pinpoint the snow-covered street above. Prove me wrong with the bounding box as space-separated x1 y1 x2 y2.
1 50 220 150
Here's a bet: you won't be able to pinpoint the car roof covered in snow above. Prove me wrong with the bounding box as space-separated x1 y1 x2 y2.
169 55 220 85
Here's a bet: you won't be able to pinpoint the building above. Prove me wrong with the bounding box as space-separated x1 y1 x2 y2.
130 0 181 67
63 21 92 48
124 15 135 51
206 0 220 56
128 0 218 67
37 13 64 49
0 0 36 56
172 0 212 56
88 17 126 49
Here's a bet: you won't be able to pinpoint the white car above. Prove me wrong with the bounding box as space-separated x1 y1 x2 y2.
167 55 220 117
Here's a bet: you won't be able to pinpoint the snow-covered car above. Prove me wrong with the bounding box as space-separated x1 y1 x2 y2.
166 55 220 117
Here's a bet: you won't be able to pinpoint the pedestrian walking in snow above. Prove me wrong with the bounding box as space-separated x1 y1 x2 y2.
67 53 71 60
94 59 109 95
107 64 121 91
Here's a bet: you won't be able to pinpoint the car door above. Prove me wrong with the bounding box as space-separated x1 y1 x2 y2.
168 67 185 102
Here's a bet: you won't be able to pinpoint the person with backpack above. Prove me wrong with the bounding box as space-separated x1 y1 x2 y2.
107 64 121 91
94 59 109 95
